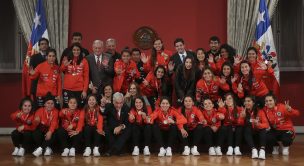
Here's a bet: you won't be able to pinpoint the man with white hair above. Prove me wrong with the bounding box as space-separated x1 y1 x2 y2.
105 38 121 62
103 92 131 156
86 40 114 96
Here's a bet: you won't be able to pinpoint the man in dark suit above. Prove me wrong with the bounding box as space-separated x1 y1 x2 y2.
29 38 50 98
105 38 121 62
86 40 114 96
169 38 195 73
103 92 131 156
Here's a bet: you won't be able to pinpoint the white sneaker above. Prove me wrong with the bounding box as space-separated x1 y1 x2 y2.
215 146 223 156
209 147 216 156
32 147 43 157
44 147 52 156
158 147 166 157
259 149 266 159
69 147 76 156
282 146 289 156
143 146 150 156
251 148 258 159
234 146 242 155
191 146 200 156
182 146 190 156
272 146 279 155
83 147 92 157
17 147 25 157
61 148 69 157
132 146 140 156
93 147 100 157
166 147 172 156
226 146 233 156
12 147 19 156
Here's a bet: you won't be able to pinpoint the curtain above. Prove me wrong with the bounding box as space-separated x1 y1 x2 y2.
12 0 69 60
227 0 279 56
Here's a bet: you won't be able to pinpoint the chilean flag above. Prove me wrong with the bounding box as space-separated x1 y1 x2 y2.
22 0 49 97
255 0 280 97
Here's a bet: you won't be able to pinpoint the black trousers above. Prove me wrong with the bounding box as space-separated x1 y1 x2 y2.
57 127 82 150
218 125 243 147
62 89 84 108
266 129 294 147
105 126 131 154
178 125 204 147
131 124 152 147
83 125 103 147
32 128 57 149
152 124 178 148
11 130 32 149
244 126 266 148
201 126 221 148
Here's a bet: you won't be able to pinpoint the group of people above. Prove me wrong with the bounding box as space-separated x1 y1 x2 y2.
11 33 300 159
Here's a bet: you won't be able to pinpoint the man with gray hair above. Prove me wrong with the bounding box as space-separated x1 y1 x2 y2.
103 92 131 156
105 38 121 62
86 40 114 96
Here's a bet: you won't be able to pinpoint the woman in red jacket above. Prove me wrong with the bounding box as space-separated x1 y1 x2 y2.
148 97 187 157
215 44 241 75
201 98 225 156
11 98 36 156
141 65 170 110
219 93 246 156
129 96 153 156
263 93 300 156
125 82 141 107
177 96 205 156
61 43 89 108
234 60 269 108
29 48 61 108
196 67 230 108
141 38 172 72
195 48 216 77
32 94 59 157
243 96 269 159
83 95 104 157
113 48 140 93
57 97 85 157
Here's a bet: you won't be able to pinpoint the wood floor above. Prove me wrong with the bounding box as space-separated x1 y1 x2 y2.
1 135 303 166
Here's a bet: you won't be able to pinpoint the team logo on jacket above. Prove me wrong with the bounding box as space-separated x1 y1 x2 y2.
53 70 58 74
277 112 282 117
212 118 216 123
191 114 195 119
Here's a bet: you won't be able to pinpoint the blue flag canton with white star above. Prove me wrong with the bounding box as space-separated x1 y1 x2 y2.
30 0 47 45
256 0 271 40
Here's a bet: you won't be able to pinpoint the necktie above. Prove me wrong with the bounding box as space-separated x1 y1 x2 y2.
97 56 101 69
182 54 186 63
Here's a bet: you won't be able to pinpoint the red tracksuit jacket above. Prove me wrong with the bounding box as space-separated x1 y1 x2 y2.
30 61 61 97
128 106 153 125
34 107 59 134
218 106 245 126
262 103 300 131
201 108 224 128
177 106 205 130
196 76 230 102
113 60 140 93
143 49 173 72
85 106 104 132
246 109 269 130
60 58 89 92
149 107 187 130
11 110 36 131
59 108 85 132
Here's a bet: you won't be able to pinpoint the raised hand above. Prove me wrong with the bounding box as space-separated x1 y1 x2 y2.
237 83 243 93
284 100 291 112
29 66 35 75
140 53 149 64
234 55 243 65
218 98 225 108
208 54 214 63
128 113 135 121
168 61 175 72
258 61 267 70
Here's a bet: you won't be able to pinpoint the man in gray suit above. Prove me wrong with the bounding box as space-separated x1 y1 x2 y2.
86 40 114 96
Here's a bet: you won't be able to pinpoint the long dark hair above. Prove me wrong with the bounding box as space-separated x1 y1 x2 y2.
244 95 259 117
154 65 169 96
246 47 258 60
219 44 236 64
18 97 34 113
239 60 254 89
195 48 208 67
84 94 99 111
224 93 238 119
131 96 148 114
46 48 59 65
181 95 194 115
151 38 165 68
220 61 234 87
182 56 195 80
68 43 84 65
